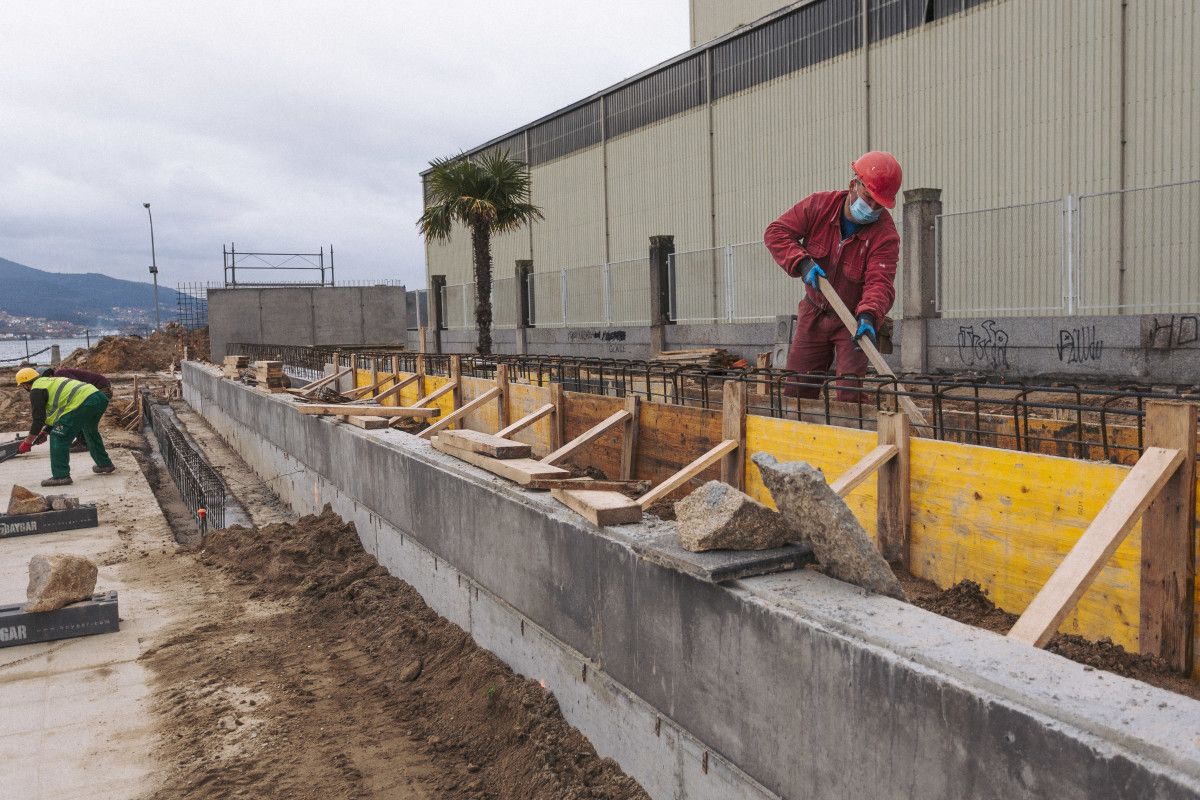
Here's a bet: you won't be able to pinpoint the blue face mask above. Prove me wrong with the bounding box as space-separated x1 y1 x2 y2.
849 195 881 225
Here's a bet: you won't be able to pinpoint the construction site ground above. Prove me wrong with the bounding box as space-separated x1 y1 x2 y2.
0 379 646 799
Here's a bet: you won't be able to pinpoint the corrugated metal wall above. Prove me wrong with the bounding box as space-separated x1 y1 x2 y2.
425 0 1199 325
691 0 793 47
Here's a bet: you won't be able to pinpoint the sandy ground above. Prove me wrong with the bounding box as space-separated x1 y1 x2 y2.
0 435 205 799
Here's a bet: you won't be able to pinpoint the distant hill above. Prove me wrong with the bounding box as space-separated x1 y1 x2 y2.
0 256 179 326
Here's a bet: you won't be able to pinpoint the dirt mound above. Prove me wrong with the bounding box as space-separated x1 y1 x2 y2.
62 325 209 372
151 508 646 800
898 571 1200 700
0 370 27 431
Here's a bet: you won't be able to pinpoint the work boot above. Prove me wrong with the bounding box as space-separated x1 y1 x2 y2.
41 476 73 487
92 464 116 475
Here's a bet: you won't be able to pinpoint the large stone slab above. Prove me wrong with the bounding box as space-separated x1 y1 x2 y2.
674 480 791 552
8 485 49 516
752 453 905 599
26 553 99 613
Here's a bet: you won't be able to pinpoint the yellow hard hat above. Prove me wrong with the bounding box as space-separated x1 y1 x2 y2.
15 367 39 385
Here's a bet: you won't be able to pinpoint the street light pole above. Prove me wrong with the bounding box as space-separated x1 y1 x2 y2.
143 202 161 330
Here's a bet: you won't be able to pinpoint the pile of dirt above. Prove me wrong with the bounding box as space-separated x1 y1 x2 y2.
0 369 27 431
898 571 1200 700
145 507 646 799
62 324 209 372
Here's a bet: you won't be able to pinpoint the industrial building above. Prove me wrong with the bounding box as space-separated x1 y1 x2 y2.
423 0 1199 365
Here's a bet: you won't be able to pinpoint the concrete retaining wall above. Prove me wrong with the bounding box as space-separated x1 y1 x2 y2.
183 361 1200 800
208 286 408 360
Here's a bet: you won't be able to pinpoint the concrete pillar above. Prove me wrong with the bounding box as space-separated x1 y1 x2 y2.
515 259 531 355
899 188 942 374
50 345 60 365
648 235 675 355
429 275 446 355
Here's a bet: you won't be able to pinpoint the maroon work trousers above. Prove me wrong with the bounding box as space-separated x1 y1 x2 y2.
784 299 868 401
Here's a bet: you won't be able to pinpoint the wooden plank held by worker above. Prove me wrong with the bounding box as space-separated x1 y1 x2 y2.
815 275 931 435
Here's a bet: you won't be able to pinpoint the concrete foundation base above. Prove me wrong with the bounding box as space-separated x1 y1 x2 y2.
183 362 1200 800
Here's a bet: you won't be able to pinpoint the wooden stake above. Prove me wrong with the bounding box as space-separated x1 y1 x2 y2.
1139 401 1197 673
418 326 428 354
1008 446 1184 648
541 410 631 466
548 383 565 451
416 352 426 388
876 411 911 565
496 363 509 430
449 355 462 412
621 394 640 481
369 356 380 398
420 387 499 439
755 353 770 397
637 439 739 510
720 380 747 490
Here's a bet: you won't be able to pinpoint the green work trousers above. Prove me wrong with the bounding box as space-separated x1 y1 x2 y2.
49 392 113 478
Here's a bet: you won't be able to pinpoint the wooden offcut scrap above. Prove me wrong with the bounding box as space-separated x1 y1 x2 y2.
430 436 570 485
346 416 389 429
551 488 642 526
650 348 737 368
437 429 531 459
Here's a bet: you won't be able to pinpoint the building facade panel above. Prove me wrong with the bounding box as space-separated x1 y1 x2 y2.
529 146 607 273
691 0 793 47
605 108 712 261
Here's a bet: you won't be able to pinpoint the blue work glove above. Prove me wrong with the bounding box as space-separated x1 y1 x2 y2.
801 259 826 289
854 313 877 347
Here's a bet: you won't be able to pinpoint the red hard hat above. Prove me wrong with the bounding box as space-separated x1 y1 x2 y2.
851 151 902 209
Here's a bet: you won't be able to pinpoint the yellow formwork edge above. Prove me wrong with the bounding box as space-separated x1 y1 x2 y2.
745 412 1200 664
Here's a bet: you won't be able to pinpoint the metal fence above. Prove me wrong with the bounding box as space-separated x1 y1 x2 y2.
440 282 476 330
669 242 801 324
492 277 517 328
937 179 1200 317
144 398 227 531
176 283 214 330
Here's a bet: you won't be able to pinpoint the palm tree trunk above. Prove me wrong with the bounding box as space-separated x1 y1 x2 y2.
471 223 493 355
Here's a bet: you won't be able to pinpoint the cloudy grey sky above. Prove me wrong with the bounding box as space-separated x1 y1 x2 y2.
1 2 689 289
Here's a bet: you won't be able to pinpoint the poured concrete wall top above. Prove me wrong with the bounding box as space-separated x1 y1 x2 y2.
208 285 406 359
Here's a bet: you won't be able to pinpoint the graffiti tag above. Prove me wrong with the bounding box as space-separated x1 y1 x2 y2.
1146 315 1199 349
1057 326 1104 364
957 320 1010 370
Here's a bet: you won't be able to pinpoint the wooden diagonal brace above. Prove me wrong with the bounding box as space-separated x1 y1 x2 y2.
637 439 739 510
541 410 631 466
829 444 898 497
419 387 500 439
1007 446 1184 648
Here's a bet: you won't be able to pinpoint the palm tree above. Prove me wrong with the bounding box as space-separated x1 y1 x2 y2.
418 150 543 354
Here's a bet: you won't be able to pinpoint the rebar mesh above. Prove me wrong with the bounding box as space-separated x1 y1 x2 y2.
144 398 227 531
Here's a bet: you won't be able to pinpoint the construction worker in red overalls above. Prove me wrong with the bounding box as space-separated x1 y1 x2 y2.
764 151 903 401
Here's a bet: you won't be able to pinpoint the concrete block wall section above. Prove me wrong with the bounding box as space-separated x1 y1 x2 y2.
183 362 1200 799
208 286 408 359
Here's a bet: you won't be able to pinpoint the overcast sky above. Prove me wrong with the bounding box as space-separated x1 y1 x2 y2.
1 2 689 289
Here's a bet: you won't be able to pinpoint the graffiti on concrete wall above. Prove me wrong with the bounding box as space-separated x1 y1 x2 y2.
1057 325 1104 364
957 320 1010 370
1146 315 1199 349
568 328 628 354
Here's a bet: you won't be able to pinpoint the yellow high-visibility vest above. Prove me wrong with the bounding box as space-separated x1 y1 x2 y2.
30 376 97 425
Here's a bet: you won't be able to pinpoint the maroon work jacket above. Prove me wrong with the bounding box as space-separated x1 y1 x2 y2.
763 190 900 321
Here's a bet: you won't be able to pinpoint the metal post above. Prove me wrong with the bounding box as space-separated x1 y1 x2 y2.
560 268 568 327
724 244 735 322
24 336 29 359
329 245 335 286
1064 194 1076 315
320 246 325 286
603 263 611 324
85 329 90 348
143 203 161 330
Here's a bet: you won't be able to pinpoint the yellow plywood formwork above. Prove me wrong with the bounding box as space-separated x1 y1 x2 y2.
745 412 1200 674
504 382 554 457
460 375 500 433
744 415 879 538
